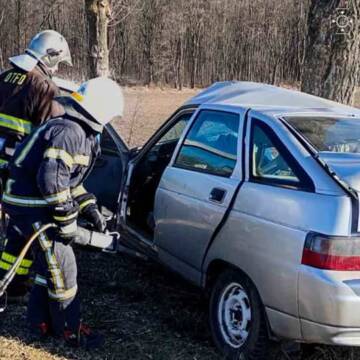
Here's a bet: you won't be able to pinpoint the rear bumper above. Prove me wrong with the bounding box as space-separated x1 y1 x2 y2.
298 265 360 344
301 318 360 346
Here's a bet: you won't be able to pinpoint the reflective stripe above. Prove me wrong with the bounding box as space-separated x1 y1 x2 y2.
3 193 48 207
48 285 78 301
71 185 87 198
43 189 71 204
14 125 46 166
53 211 78 222
0 260 29 275
0 159 8 167
34 274 47 287
44 148 74 168
3 188 71 207
73 154 90 166
44 148 90 168
34 222 65 290
0 113 33 135
1 252 32 268
79 198 96 210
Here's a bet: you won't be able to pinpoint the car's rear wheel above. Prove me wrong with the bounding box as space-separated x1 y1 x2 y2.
209 269 269 359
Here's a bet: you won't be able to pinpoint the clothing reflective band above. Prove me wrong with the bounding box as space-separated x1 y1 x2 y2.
34 274 47 287
3 189 71 207
0 113 33 135
71 92 84 102
44 189 71 204
71 185 87 198
44 148 74 168
44 148 90 167
0 159 8 167
0 260 29 275
53 211 78 222
48 285 78 301
79 198 96 210
1 252 32 268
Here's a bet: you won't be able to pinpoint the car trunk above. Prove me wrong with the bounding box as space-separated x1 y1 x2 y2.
319 152 360 192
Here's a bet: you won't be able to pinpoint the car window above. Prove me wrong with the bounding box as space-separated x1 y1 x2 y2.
175 110 239 177
157 112 193 145
252 125 299 182
250 120 314 191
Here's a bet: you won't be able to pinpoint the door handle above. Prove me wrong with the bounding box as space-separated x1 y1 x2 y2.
209 188 227 203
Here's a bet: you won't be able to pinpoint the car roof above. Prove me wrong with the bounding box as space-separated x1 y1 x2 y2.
185 81 360 117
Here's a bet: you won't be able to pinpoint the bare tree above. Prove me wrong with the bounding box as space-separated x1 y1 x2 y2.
85 0 111 77
301 0 360 105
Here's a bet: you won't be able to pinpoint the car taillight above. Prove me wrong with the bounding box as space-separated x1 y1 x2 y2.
302 233 360 271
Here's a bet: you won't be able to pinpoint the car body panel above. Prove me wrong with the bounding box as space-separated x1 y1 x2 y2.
153 106 246 277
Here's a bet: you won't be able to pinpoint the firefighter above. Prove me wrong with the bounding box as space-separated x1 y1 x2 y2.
2 77 124 348
0 30 72 298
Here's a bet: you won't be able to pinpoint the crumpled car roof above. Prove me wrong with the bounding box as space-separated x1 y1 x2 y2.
185 81 360 116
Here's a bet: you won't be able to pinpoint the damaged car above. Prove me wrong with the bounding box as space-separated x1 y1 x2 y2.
56 79 360 359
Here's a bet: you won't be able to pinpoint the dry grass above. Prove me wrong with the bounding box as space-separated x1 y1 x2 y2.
2 86 360 360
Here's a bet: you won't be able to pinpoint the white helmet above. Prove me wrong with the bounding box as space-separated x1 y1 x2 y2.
71 77 124 129
9 30 72 73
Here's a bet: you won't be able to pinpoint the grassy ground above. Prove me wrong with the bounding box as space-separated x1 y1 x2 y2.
1 86 360 359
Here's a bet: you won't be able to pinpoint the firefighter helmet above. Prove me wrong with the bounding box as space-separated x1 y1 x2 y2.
71 77 124 130
9 30 72 73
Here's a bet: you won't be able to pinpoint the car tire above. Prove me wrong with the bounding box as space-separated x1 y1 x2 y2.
209 269 269 360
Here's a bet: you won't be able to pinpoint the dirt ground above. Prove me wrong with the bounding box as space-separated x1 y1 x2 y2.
1 86 360 360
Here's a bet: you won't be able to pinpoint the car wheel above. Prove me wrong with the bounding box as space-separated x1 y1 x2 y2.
209 269 269 360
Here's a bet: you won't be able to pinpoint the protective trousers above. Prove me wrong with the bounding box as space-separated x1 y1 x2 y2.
0 217 33 296
3 214 80 335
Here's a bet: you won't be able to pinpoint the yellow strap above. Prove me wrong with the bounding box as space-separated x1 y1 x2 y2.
71 185 87 198
0 113 33 135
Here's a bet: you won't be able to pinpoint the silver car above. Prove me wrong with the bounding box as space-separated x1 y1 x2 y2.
58 80 360 359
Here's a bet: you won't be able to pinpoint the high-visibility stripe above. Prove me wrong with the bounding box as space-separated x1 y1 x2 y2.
44 148 74 168
3 188 71 207
71 185 87 198
34 274 47 287
14 125 46 166
43 189 71 204
0 260 29 275
0 113 33 135
73 154 90 166
48 285 78 301
44 148 90 168
34 222 65 291
1 252 32 268
53 211 78 222
79 198 96 210
0 159 8 167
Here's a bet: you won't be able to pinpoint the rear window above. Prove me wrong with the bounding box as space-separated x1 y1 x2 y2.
284 116 360 153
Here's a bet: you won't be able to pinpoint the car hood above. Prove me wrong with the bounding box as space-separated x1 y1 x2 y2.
319 152 360 191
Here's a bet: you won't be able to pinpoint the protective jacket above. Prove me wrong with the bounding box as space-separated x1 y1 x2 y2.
0 63 62 165
2 97 101 219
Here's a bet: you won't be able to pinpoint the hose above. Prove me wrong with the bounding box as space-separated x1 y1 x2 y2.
0 223 57 298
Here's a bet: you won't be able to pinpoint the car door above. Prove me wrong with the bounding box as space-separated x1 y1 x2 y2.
85 124 128 214
153 106 245 281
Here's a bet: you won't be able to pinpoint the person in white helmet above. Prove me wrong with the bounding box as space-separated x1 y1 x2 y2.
0 30 72 298
1 77 124 348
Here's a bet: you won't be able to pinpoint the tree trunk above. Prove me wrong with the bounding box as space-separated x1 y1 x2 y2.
301 0 360 105
85 0 110 78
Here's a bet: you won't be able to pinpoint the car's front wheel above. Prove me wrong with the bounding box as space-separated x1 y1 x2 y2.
209 269 269 359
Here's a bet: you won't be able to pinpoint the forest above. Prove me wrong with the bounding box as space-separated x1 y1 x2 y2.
0 0 309 88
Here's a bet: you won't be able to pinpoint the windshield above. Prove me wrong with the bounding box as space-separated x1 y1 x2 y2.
284 116 360 154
